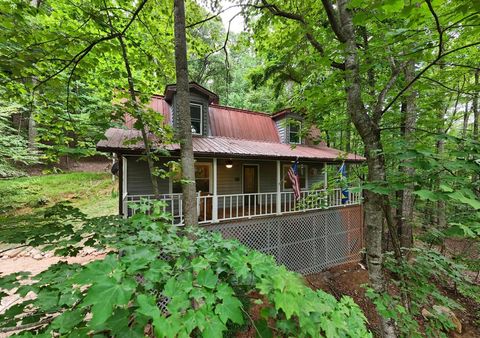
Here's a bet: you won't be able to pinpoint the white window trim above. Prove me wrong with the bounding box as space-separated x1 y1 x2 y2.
288 120 302 144
170 161 212 193
190 102 203 135
195 162 213 193
282 164 308 191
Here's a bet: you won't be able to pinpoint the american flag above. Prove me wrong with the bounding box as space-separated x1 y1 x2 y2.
339 162 349 204
288 159 301 201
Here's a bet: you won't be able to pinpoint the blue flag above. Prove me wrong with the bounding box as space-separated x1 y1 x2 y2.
339 163 349 204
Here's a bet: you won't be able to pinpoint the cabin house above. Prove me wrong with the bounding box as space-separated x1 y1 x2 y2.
97 82 365 274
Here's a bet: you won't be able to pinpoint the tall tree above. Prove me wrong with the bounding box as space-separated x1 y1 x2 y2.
398 60 417 249
473 69 479 141
174 0 198 226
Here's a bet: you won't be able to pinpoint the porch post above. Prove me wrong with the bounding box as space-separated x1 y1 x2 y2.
276 160 281 215
212 158 218 223
122 155 128 219
324 163 328 188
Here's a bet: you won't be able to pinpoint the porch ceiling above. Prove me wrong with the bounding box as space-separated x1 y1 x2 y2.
97 127 365 162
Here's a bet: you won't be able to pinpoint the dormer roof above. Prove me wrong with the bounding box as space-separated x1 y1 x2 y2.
163 81 219 104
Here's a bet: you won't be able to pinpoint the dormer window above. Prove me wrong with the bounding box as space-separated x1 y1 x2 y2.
288 120 301 144
190 103 202 135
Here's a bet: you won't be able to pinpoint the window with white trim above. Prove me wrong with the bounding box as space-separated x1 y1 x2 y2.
288 120 302 144
282 164 307 190
190 103 203 135
172 163 211 193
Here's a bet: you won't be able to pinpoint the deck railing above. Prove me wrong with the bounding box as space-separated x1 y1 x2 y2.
124 188 361 225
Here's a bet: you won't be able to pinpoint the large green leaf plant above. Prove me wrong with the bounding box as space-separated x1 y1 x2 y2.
0 202 371 337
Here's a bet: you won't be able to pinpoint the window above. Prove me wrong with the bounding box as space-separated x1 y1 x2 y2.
172 163 211 193
190 103 202 135
194 164 210 192
288 120 302 144
282 164 307 190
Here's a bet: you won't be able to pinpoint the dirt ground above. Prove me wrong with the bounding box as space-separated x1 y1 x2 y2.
0 245 106 338
306 262 480 338
24 155 112 176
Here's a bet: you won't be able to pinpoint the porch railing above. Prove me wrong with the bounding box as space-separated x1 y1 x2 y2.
124 188 361 225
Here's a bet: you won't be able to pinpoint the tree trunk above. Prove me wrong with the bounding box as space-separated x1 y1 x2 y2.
398 60 416 248
435 104 447 230
345 118 351 153
28 111 37 149
173 0 198 227
29 0 39 150
337 1 396 336
472 70 479 196
462 101 469 139
473 69 479 140
117 36 160 198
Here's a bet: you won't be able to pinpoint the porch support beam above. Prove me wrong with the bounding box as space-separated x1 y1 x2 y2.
276 160 281 215
324 163 328 188
212 158 218 223
122 155 128 219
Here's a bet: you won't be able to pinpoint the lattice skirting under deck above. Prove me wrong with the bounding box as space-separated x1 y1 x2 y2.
206 205 364 275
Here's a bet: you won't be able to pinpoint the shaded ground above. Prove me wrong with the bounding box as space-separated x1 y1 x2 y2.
0 247 107 338
306 262 480 338
23 155 112 176
306 263 381 335
0 172 118 251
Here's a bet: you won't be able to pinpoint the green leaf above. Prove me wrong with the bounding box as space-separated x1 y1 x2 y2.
273 291 298 319
83 277 135 327
202 314 227 338
136 293 161 318
255 319 273 338
197 268 218 289
413 190 440 201
448 191 480 210
51 309 84 334
215 294 244 325
439 184 453 193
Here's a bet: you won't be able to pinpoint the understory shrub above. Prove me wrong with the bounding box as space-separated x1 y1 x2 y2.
0 202 371 337
366 249 480 337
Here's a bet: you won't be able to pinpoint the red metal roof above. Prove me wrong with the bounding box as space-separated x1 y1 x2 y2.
209 105 280 142
123 95 170 129
97 128 365 162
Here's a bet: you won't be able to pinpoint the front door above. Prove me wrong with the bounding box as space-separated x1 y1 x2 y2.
243 165 258 206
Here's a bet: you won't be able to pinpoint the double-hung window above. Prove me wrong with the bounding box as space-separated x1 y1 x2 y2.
190 103 202 135
288 120 301 144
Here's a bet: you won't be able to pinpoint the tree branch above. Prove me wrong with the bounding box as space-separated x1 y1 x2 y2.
33 0 148 91
422 76 475 96
382 41 480 114
320 0 347 42
186 4 243 28
425 0 443 58
373 63 404 122
258 0 345 70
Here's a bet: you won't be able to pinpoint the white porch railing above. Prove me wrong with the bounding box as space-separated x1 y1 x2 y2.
124 188 361 225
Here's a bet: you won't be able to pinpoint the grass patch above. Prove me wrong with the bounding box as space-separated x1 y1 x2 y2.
0 172 118 244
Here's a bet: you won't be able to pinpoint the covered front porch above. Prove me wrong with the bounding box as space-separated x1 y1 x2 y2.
122 157 362 225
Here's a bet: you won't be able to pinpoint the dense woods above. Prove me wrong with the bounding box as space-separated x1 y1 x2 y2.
0 0 479 337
